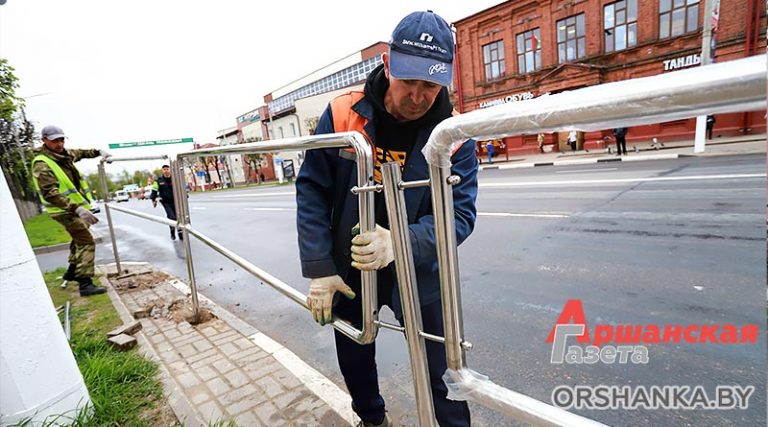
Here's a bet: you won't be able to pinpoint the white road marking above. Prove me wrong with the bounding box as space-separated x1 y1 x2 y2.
480 173 766 188
555 168 617 174
212 191 295 199
190 206 206 210
479 212 569 219
244 207 296 211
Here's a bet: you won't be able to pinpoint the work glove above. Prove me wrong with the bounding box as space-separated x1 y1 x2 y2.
307 275 356 326
351 224 394 271
100 149 113 162
75 206 99 226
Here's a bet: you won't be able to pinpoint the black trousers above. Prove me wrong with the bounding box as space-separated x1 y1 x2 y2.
333 294 471 426
615 136 627 155
161 201 177 235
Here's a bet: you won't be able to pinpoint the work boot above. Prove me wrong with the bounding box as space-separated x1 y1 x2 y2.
178 228 184 240
356 413 391 427
170 228 176 240
62 263 77 281
78 278 107 297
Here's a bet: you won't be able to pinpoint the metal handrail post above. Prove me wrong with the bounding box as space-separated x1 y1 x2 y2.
171 159 200 322
381 162 437 427
98 160 122 275
428 166 466 371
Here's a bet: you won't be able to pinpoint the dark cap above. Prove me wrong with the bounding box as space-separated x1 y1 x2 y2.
388 11 454 86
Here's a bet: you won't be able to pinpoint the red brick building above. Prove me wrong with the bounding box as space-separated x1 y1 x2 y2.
453 0 766 155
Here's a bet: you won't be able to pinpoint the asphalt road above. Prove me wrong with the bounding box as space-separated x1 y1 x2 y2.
54 153 765 426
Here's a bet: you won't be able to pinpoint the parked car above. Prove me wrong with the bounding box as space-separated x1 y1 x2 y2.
114 190 129 203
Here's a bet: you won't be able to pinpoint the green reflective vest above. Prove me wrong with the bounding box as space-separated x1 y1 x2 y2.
32 154 93 213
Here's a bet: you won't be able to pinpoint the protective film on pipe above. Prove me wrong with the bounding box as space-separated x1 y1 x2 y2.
443 369 608 427
423 55 767 168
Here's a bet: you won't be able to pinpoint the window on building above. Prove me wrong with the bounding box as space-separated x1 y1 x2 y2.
279 127 284 139
605 0 638 52
516 28 541 74
482 40 505 80
290 123 296 137
659 0 699 39
557 14 586 63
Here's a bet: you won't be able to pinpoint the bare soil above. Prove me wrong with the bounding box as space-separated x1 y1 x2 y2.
113 271 171 293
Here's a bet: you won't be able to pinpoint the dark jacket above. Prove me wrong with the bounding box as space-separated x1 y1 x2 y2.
150 175 175 203
612 128 628 138
295 71 479 316
31 146 101 213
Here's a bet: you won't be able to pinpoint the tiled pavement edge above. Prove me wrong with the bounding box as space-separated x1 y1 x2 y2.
99 263 356 427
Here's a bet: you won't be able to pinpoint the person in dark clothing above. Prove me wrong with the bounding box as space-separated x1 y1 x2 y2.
296 11 477 427
612 127 628 155
706 115 716 140
150 165 181 240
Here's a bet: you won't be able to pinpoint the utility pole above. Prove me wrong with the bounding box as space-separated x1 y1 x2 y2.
694 0 716 153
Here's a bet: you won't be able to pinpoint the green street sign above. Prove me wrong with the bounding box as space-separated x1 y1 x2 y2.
109 137 194 149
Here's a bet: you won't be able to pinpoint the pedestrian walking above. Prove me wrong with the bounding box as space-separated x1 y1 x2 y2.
568 130 577 152
706 115 716 140
486 141 494 164
612 127 628 155
150 165 182 240
296 10 477 427
31 125 110 296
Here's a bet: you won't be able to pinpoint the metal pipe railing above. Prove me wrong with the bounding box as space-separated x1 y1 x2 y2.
382 162 436 427
98 154 168 276
421 56 766 425
171 159 200 322
175 132 380 344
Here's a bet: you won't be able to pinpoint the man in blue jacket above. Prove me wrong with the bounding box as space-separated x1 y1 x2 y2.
296 10 477 427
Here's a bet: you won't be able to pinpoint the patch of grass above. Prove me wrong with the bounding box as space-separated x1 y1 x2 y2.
23 213 71 248
34 268 177 426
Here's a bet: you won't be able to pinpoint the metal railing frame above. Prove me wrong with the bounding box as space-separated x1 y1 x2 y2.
415 54 766 426
96 55 766 427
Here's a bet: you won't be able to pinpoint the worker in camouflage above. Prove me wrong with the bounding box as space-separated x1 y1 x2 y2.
31 125 111 296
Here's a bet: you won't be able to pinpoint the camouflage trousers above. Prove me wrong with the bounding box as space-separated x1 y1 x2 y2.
51 213 95 279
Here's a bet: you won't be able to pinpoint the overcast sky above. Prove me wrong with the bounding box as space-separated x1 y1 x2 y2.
0 0 502 174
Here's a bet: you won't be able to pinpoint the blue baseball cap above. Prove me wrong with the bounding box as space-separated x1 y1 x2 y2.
388 11 454 87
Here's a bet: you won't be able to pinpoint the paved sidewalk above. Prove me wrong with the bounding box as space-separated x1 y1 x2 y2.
100 263 355 427
481 134 766 170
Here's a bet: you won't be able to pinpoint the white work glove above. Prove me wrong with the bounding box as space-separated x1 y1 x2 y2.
307 275 356 326
75 206 99 226
351 225 395 271
100 149 113 162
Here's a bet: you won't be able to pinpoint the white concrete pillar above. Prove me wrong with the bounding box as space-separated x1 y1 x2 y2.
0 170 92 425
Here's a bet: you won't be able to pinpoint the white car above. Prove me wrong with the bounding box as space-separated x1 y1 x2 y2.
114 190 129 203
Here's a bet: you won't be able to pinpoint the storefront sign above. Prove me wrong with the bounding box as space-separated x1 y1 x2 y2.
481 91 546 109
663 54 701 71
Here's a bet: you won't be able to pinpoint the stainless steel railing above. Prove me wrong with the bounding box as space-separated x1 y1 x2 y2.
172 132 380 344
415 54 766 426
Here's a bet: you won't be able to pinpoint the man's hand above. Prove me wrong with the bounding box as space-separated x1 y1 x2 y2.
307 275 356 326
75 206 99 226
351 225 394 271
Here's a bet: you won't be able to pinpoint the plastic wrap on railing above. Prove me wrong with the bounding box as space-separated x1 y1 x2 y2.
443 368 609 426
423 55 767 168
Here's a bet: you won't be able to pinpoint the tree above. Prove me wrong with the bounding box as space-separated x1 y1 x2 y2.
0 58 37 207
